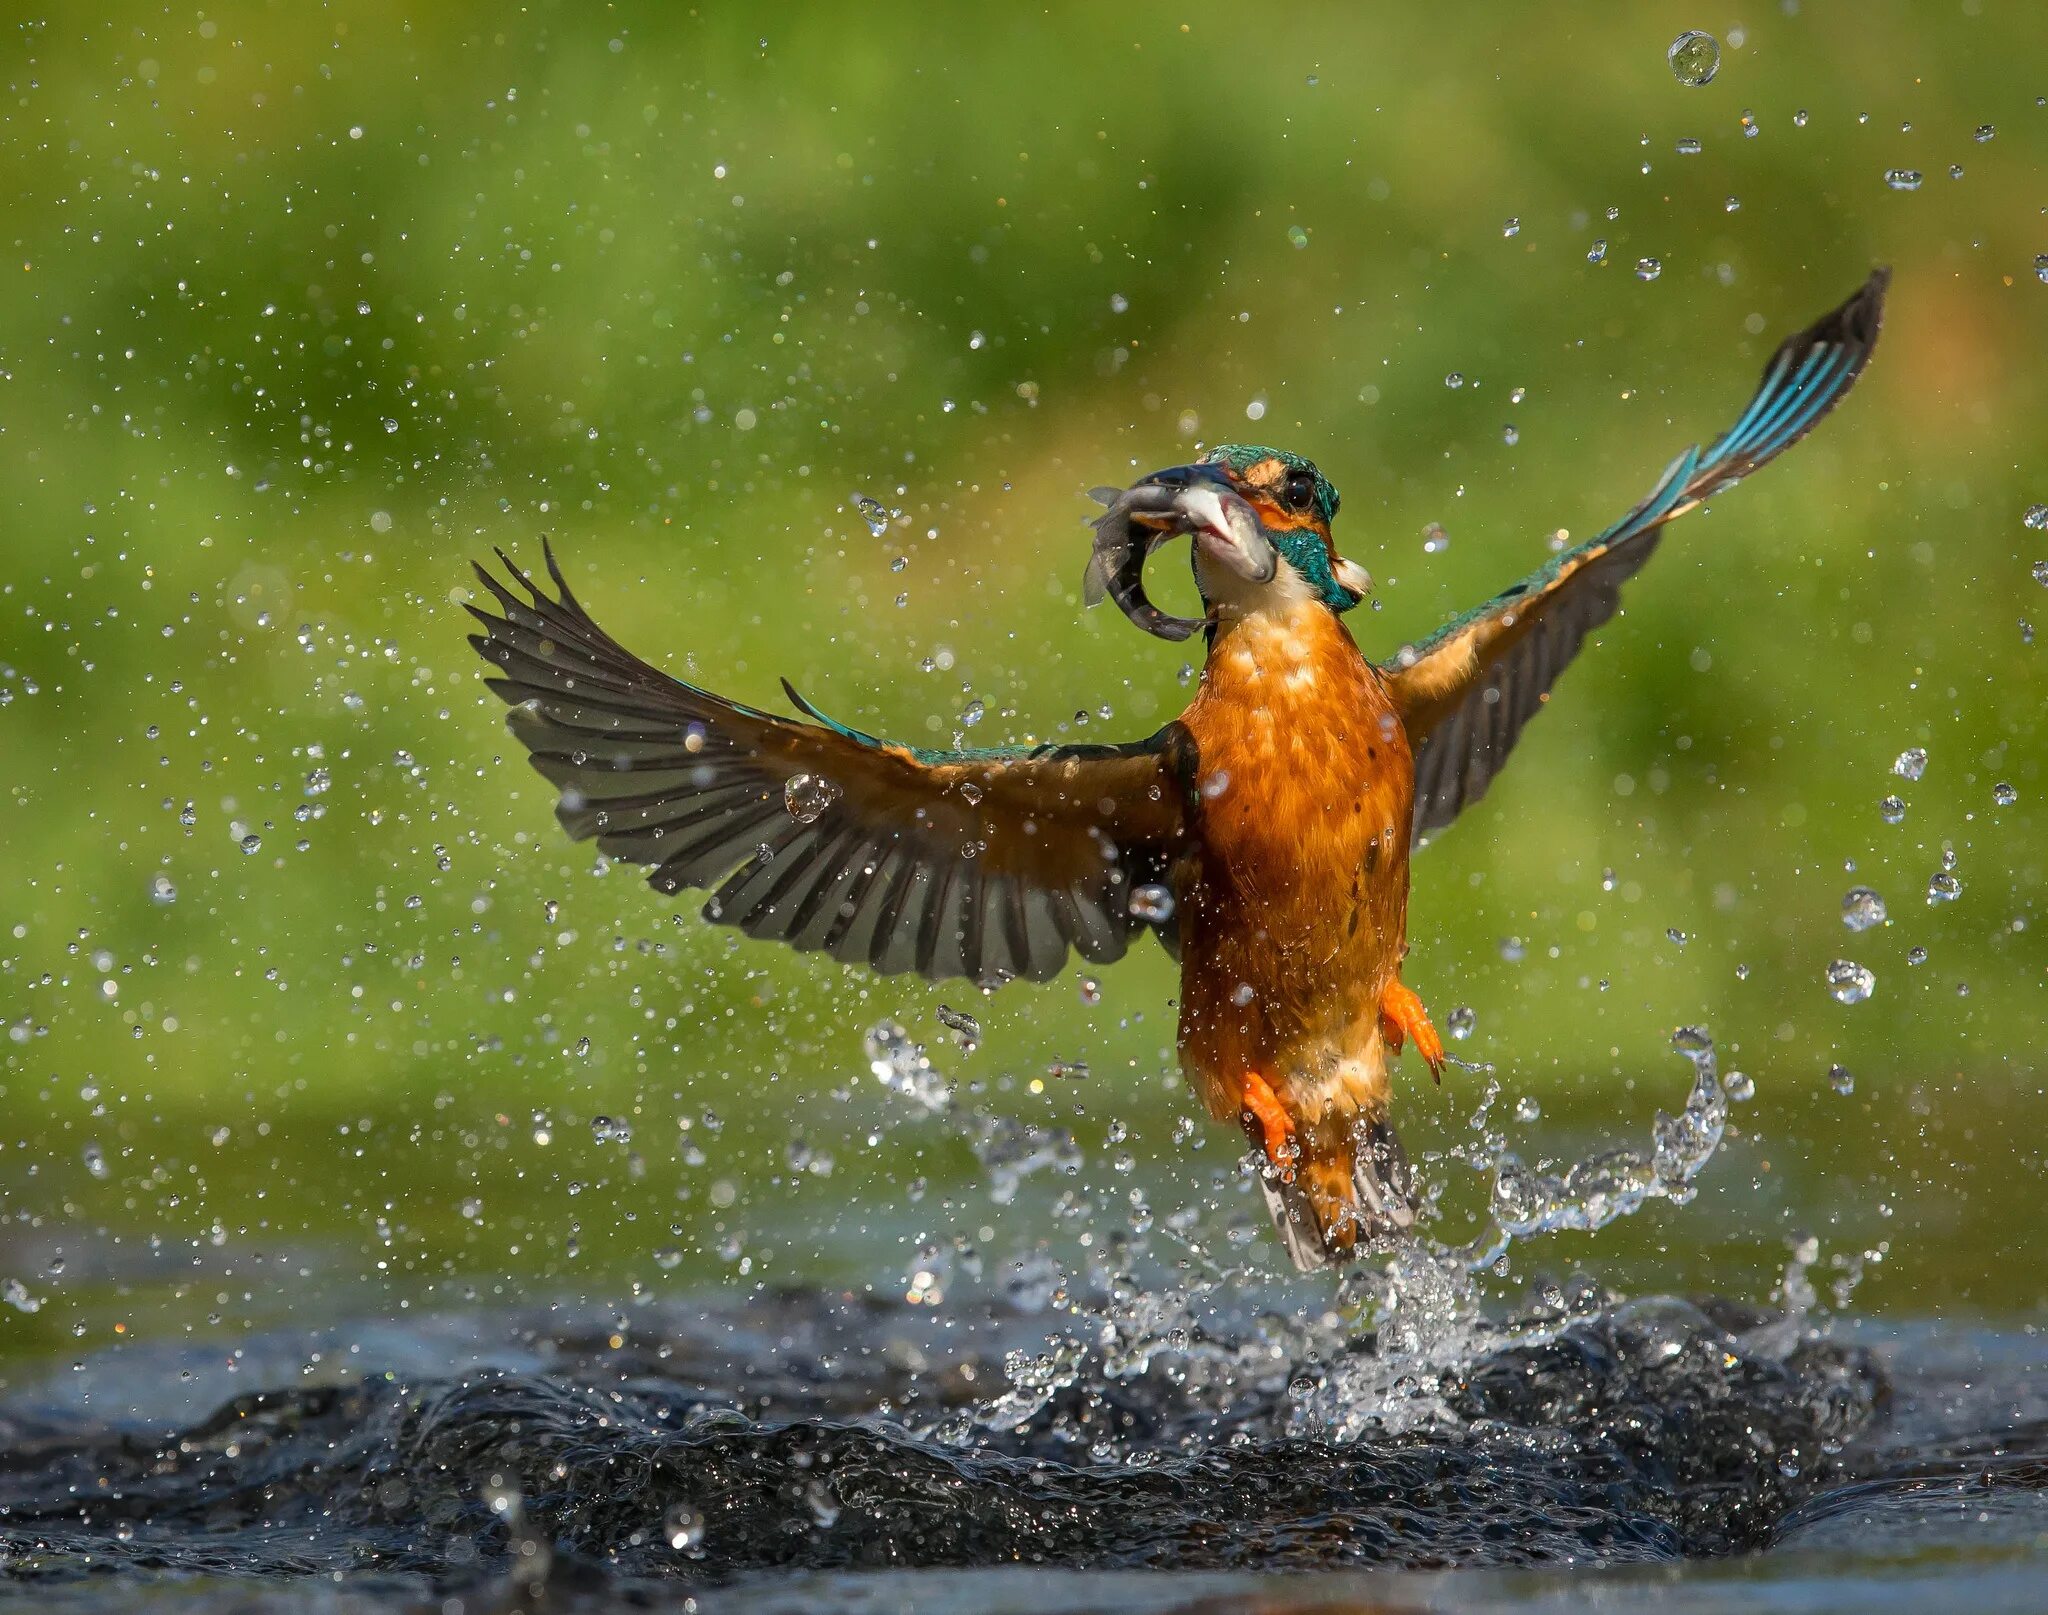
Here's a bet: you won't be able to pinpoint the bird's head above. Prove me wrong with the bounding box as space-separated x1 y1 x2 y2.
1086 445 1371 641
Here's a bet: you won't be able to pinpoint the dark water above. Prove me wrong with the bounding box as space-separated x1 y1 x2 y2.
1 1274 2044 1613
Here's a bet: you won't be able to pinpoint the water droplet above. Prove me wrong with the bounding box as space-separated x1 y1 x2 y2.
936 1003 982 1051
1502 424 1519 446
1514 1096 1541 1123
1825 960 1875 1004
574 1036 592 1057
853 494 891 537
1587 238 1608 265
83 1142 109 1179
1675 137 1702 155
1883 169 1924 191
1635 257 1662 281
239 833 262 855
1793 109 1810 128
958 697 985 729
2024 504 2048 531
1501 217 1521 238
1907 946 1929 966
148 873 177 905
783 772 841 824
864 1019 950 1112
1974 123 1996 142
1892 746 1927 781
1993 782 2018 807
1926 870 1962 904
1829 1064 1856 1096
1725 1070 1755 1102
1447 1005 1477 1040
1841 887 1888 931
1667 30 1720 86
1878 794 1907 825
664 1503 705 1554
1444 371 1464 389
1286 224 1309 249
1078 976 1101 1005
1127 883 1175 923
1499 936 1526 962
2035 256 2048 286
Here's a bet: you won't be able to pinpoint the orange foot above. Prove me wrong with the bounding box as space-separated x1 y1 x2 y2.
1240 1069 1298 1182
1379 978 1445 1084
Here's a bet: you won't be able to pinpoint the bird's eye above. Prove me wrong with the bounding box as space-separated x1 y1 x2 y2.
1282 468 1318 512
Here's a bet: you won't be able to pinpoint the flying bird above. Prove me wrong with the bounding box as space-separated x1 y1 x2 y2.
467 270 1887 1271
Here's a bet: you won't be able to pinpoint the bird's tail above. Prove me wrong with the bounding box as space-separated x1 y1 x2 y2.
1257 1108 1415 1272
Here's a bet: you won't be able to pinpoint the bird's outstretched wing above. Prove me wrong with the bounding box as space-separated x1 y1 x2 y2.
1385 267 1889 843
466 547 1191 986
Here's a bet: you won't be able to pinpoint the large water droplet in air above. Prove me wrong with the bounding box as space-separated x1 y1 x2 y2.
1126 883 1175 923
1447 1005 1477 1040
1926 870 1962 904
1666 30 1719 86
1825 959 1876 1004
783 772 841 824
1635 258 1663 281
1883 169 1924 191
853 494 892 537
2025 504 2048 530
1878 794 1907 824
1893 746 1928 781
1829 1064 1856 1096
1841 886 1888 931
664 1503 706 1554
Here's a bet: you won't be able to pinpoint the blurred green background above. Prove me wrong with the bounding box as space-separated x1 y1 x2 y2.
2 2 2044 1372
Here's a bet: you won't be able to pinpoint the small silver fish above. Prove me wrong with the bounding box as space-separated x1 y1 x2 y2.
1083 476 1274 642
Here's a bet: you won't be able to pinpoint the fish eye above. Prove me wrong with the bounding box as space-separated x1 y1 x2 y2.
1282 467 1319 512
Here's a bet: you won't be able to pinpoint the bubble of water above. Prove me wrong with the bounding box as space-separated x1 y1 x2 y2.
0 1279 39 1314
1444 372 1464 389
82 1142 109 1179
1635 258 1663 281
1077 976 1101 1005
1126 883 1175 923
664 1503 706 1554
936 1003 981 1051
1499 936 1526 962
1892 746 1928 781
239 833 262 855
1501 217 1520 238
2025 505 2048 531
1907 946 1929 966
1514 1096 1540 1123
853 495 892 537
1878 794 1907 824
958 698 986 729
783 772 841 824
1502 424 1519 446
1725 1069 1755 1101
1676 137 1702 155
1286 224 1309 249
1976 123 1997 142
1926 870 1962 904
2035 258 2048 287
149 873 178 905
2033 559 2048 586
1829 1064 1856 1096
1883 169 1924 191
1825 959 1876 1004
1666 30 1720 86
1447 1006 1477 1040
1587 239 1608 264
1841 886 1888 931
1993 782 2018 806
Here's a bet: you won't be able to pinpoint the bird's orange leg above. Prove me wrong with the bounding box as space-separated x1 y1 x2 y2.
1379 978 1445 1084
1239 1069 1298 1182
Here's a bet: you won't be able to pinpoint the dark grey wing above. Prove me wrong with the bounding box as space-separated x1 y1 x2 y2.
466 546 1191 986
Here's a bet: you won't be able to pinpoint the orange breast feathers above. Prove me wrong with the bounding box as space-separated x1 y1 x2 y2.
1172 602 1415 1123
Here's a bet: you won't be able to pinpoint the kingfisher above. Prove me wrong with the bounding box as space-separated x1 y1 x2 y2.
468 270 1886 1271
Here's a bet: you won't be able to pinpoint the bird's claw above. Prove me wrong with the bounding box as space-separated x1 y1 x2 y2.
1379 979 1445 1084
1239 1069 1299 1182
